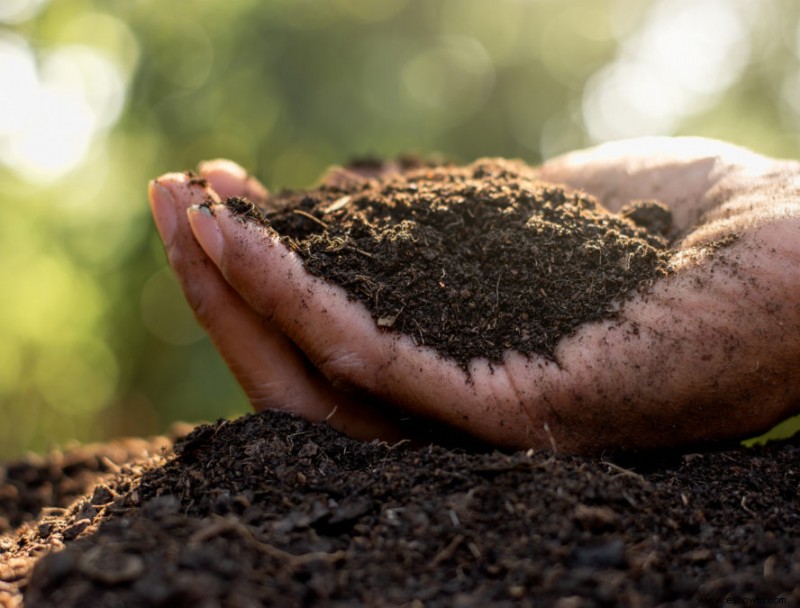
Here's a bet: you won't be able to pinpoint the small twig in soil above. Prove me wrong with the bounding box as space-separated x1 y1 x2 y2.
601 460 646 483
467 542 482 559
346 245 375 259
99 457 121 474
376 439 410 450
189 516 346 571
292 209 329 229
285 430 312 449
431 534 465 567
542 423 558 454
321 195 351 214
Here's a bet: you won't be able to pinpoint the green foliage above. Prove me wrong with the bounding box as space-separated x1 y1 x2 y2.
0 0 798 457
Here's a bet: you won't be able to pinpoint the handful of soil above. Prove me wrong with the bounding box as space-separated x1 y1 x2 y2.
228 158 673 366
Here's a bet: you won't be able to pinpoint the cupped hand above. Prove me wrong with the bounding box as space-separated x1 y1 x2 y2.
149 138 800 454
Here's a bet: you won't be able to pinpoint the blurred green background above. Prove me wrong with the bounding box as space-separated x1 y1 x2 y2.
1 0 799 458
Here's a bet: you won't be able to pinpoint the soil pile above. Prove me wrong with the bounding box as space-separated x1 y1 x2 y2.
2 411 798 607
231 158 673 365
0 436 172 536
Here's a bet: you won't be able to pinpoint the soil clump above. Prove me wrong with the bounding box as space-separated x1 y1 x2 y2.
1 411 798 607
228 158 673 366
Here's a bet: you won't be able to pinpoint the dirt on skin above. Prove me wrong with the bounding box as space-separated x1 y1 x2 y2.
226 158 674 366
1 411 798 607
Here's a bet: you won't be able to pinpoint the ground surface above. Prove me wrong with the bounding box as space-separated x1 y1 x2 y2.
1 411 797 607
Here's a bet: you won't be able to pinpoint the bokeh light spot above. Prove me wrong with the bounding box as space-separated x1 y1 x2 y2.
57 12 141 77
401 36 494 121
0 0 48 24
43 45 126 128
151 17 214 91
35 338 119 415
362 36 419 121
439 0 528 66
0 35 128 182
2 252 103 344
269 142 335 190
141 267 206 346
0 34 39 137
334 0 407 22
539 6 614 86
583 0 751 141
0 341 22 396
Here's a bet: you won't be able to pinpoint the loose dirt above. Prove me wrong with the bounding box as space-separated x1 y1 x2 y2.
1 412 797 607
228 158 673 365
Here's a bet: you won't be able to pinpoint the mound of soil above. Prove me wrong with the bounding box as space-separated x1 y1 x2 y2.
0 435 175 537
228 158 673 365
2 411 798 607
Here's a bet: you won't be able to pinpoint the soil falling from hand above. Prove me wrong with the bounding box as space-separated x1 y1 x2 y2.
229 158 673 366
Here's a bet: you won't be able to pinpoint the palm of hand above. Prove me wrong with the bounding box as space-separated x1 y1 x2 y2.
149 138 800 454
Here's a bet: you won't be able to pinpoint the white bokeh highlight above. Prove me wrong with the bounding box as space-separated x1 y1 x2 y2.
0 34 126 182
583 0 753 142
0 0 48 25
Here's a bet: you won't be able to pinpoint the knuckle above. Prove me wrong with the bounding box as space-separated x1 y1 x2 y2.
317 349 371 390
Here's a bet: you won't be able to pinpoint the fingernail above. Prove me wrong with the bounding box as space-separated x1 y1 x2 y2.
149 182 177 245
187 205 225 267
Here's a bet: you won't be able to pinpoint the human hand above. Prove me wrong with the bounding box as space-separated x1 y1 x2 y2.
149 138 800 454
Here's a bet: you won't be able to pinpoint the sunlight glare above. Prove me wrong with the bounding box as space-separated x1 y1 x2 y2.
0 38 126 182
42 46 125 128
583 0 751 142
0 0 48 24
0 35 38 134
9 85 94 180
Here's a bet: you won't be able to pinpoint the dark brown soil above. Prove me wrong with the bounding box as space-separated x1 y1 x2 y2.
0 435 174 536
229 158 673 365
2 411 798 607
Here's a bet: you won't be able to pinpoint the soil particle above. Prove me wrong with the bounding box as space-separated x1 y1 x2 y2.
224 196 266 226
2 412 798 607
229 158 673 366
184 170 209 188
619 200 673 236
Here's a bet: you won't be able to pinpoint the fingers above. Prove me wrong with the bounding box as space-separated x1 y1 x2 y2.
148 174 301 412
150 168 406 441
187 204 557 448
165 146 800 453
188 199 800 452
187 198 787 452
186 199 789 451
538 137 777 233
149 174 221 302
198 159 268 204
